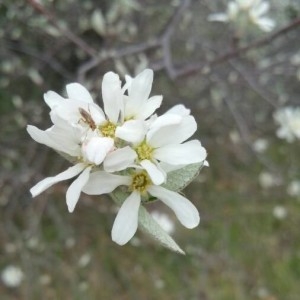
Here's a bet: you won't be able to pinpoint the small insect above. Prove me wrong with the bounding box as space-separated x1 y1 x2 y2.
78 107 96 130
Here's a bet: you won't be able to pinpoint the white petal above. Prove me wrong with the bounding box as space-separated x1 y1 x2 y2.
168 116 197 144
165 104 190 117
88 104 106 124
149 113 182 131
146 114 182 146
154 140 207 165
148 186 200 228
115 120 147 144
44 91 65 109
148 115 197 147
66 83 94 103
102 72 122 123
82 137 114 165
228 2 239 19
253 2 269 17
207 13 229 22
27 125 80 156
47 125 81 156
66 166 91 212
27 125 59 150
111 191 141 245
137 95 163 120
255 17 276 32
140 160 166 185
128 69 153 106
82 171 130 195
124 75 133 94
30 163 86 197
104 146 137 172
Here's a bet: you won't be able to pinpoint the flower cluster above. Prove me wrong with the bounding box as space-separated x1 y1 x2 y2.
27 69 207 246
273 106 300 142
208 0 276 33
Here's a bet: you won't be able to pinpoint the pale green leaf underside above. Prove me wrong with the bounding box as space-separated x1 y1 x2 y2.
163 162 203 192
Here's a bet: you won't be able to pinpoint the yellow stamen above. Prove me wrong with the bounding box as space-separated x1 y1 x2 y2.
99 121 116 138
135 141 154 161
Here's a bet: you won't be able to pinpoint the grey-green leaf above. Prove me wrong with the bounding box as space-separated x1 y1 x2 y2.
111 188 185 254
138 205 185 254
163 162 203 192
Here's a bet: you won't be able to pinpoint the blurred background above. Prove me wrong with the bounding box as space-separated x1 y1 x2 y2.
1 0 300 299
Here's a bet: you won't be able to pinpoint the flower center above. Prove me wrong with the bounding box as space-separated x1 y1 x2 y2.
131 171 152 194
135 141 154 161
99 121 116 138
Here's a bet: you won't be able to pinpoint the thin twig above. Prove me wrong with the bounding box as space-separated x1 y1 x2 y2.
223 94 281 174
26 0 97 57
174 18 300 78
160 0 191 78
4 40 73 80
77 38 161 82
228 61 277 108
77 0 191 81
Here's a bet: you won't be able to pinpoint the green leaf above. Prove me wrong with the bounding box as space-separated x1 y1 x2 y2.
163 162 204 192
138 205 185 254
111 189 185 254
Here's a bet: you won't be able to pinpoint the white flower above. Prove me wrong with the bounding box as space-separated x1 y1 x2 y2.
45 75 145 144
27 131 112 212
248 1 276 32
258 171 280 189
208 0 276 32
27 80 139 212
252 138 268 153
1 265 24 288
82 169 200 245
131 104 207 185
78 253 92 268
122 69 163 121
39 70 162 146
28 132 136 212
151 211 175 234
273 205 287 220
27 68 208 250
273 106 300 142
287 180 300 197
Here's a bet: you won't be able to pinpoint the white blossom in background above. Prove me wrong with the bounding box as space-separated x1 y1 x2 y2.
273 205 287 220
273 106 300 142
252 138 269 153
287 180 300 197
229 130 241 144
27 68 208 251
258 171 280 189
208 0 276 32
151 211 175 235
39 274 52 286
78 253 92 268
1 265 24 288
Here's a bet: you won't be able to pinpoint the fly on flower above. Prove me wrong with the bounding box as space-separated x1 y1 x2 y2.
78 107 97 131
27 68 208 253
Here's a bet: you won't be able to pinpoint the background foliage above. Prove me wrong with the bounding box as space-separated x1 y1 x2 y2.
1 0 300 299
